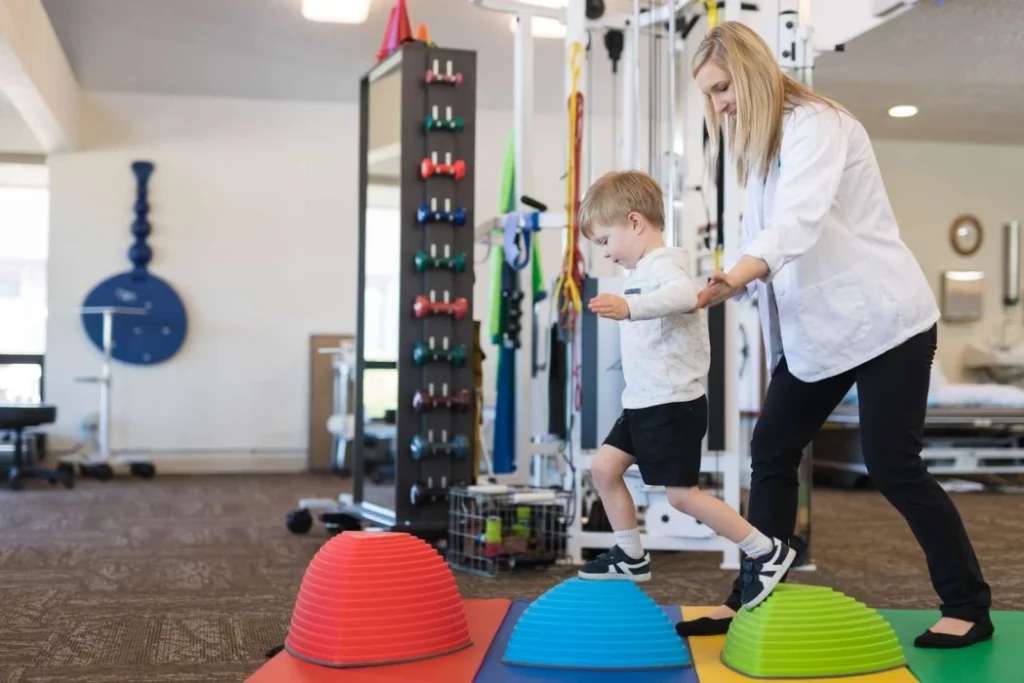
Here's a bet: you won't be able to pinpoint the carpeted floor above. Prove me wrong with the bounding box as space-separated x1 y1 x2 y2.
0 474 1020 682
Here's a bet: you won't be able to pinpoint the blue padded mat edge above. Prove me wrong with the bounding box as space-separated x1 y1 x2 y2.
474 599 699 683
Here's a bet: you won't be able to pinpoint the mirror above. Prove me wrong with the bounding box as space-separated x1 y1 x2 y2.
950 214 983 256
360 62 403 493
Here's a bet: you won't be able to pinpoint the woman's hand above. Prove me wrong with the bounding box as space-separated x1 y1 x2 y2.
696 271 744 309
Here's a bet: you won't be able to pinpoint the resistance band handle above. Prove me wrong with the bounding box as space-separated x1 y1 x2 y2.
521 195 548 212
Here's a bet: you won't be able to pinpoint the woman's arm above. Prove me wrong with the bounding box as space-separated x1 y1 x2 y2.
696 257 767 308
732 204 761 304
696 190 770 309
730 106 849 289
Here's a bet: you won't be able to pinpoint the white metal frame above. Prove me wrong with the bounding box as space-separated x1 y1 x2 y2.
59 306 155 475
471 0 703 485
470 0 744 570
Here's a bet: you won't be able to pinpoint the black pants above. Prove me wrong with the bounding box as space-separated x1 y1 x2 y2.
724 325 991 623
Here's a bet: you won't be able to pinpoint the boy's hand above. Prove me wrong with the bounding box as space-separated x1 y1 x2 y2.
589 293 630 320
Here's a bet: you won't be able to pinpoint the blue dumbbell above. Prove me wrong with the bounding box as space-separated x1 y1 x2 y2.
410 433 471 461
416 203 467 226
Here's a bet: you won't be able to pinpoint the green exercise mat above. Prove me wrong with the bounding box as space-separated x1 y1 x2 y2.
878 609 1024 683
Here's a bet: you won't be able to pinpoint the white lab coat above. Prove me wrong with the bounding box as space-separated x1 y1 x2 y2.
736 102 940 383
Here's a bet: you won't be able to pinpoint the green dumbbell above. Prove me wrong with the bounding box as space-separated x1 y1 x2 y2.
410 433 471 461
425 113 465 132
412 341 468 367
414 250 467 273
409 482 446 507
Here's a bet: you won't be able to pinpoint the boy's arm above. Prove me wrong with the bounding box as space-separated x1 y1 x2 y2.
626 261 699 320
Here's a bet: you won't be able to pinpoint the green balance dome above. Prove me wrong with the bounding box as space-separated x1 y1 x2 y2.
722 584 906 679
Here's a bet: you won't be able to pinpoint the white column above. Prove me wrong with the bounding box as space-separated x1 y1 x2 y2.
619 29 637 171
513 11 536 482
722 0 743 517
563 0 590 488
665 12 677 247
0 0 80 151
513 11 534 216
721 0 744 269
565 0 588 98
797 0 814 87
565 0 588 192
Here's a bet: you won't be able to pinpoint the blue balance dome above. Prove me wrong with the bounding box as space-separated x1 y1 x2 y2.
502 578 692 670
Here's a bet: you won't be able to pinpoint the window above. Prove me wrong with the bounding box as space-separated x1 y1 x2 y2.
0 162 49 403
0 357 43 403
361 367 398 422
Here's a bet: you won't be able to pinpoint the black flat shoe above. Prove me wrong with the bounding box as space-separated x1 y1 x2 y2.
675 616 732 637
914 621 994 649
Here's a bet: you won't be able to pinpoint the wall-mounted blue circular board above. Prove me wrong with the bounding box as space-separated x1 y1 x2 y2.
81 161 188 365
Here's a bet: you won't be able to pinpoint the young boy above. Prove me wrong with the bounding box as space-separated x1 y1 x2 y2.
577 170 795 611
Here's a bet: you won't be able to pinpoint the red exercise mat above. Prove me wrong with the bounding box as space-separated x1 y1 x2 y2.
246 599 512 683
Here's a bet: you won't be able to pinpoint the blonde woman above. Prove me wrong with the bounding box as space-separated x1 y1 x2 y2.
682 21 993 650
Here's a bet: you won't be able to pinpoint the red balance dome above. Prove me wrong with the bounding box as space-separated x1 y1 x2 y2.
285 531 472 667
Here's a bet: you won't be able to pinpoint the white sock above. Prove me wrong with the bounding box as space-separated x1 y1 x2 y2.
614 528 645 559
737 528 774 558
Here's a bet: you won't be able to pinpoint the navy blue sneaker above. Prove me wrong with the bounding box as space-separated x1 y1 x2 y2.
577 545 651 582
740 538 796 609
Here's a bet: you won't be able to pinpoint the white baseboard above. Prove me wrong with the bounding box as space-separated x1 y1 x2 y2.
97 449 309 475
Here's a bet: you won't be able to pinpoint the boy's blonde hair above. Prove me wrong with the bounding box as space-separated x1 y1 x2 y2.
578 170 665 240
691 21 843 183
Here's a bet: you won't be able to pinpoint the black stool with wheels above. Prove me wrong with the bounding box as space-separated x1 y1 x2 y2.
0 404 73 490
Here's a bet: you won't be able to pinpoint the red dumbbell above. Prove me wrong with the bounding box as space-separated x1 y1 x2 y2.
420 156 466 181
412 388 472 413
424 69 463 85
424 59 463 86
413 295 469 320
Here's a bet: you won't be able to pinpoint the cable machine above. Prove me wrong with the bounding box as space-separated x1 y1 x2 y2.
471 0 747 570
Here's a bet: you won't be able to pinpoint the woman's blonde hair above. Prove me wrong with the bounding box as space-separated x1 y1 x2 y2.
692 21 841 182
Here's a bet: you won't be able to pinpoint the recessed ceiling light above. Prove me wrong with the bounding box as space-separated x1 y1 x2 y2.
508 15 566 38
888 105 918 118
302 0 370 24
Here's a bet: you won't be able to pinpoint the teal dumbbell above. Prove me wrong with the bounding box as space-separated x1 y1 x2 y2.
410 433 471 461
412 341 468 367
425 112 465 133
414 250 467 273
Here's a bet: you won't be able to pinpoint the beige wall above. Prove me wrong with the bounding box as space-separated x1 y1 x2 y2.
873 138 1024 381
40 90 629 470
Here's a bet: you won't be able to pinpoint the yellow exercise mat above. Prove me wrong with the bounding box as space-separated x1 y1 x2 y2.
681 607 918 682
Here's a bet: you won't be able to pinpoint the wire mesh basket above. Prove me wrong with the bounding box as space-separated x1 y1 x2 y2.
447 484 571 577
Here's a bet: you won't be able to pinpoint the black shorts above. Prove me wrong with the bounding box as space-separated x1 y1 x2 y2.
602 395 708 487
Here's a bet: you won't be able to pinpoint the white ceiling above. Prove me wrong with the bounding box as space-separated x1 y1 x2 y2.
812 0 1024 145
39 0 588 113
32 0 1024 144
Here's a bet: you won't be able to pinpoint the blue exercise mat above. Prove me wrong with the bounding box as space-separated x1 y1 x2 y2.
476 599 699 683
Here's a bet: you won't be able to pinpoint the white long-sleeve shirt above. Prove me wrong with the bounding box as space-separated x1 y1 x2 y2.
736 102 939 383
619 246 709 410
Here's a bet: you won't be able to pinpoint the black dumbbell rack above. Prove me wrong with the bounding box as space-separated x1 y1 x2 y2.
350 43 477 541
